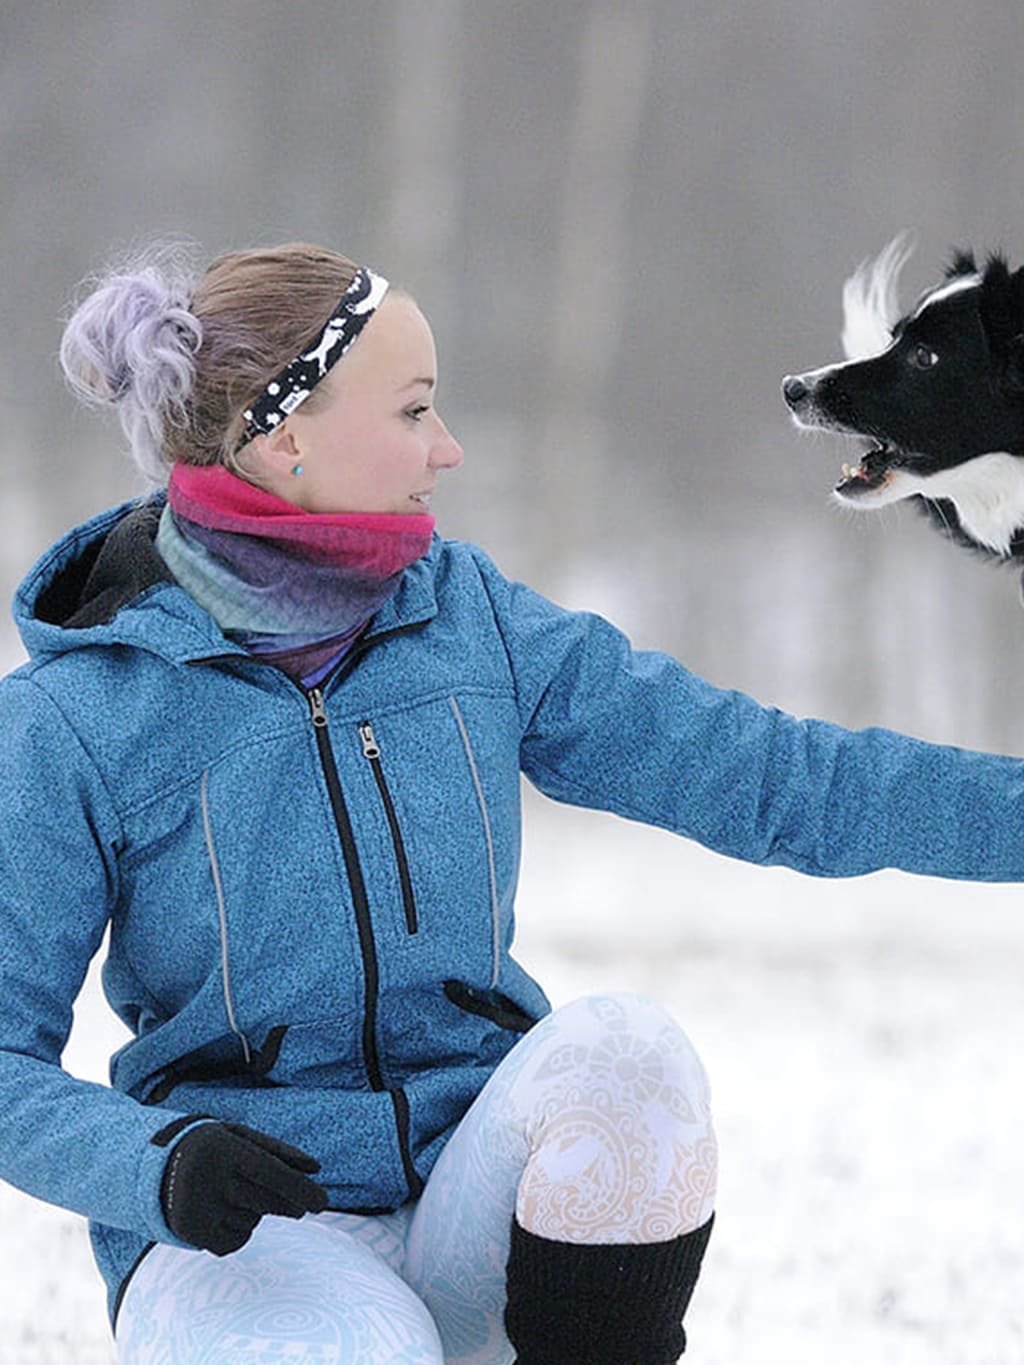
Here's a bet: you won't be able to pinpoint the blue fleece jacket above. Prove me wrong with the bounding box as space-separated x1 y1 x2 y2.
3 495 1024 1326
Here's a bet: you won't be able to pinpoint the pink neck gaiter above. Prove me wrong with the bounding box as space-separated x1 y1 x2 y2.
157 464 435 682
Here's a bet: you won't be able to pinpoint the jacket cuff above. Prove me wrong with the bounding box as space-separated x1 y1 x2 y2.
136 1112 216 1247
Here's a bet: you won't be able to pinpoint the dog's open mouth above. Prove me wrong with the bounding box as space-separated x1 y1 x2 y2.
835 442 903 497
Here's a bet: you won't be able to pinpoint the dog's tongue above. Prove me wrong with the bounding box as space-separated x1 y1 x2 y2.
836 446 892 495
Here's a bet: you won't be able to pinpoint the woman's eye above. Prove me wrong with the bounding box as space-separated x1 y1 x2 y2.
405 404 430 421
909 344 938 370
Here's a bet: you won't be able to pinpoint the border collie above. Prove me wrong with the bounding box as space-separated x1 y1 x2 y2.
781 235 1024 562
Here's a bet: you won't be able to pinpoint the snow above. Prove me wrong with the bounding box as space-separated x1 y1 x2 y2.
3 790 1024 1362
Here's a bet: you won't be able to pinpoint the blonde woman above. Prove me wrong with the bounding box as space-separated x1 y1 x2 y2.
2 242 1023 1362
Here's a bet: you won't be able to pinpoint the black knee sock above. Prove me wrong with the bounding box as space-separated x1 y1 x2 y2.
504 1213 714 1364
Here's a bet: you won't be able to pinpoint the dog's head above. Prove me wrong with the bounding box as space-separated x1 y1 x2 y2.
782 236 1024 557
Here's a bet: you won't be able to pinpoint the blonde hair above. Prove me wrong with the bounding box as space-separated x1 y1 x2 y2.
60 242 361 484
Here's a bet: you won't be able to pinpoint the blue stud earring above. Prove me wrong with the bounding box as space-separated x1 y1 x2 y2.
290 464 304 477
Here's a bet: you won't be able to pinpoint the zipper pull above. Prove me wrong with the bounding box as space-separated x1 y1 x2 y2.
358 722 381 760
308 688 328 728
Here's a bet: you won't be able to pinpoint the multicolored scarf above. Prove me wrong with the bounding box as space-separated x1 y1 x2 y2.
156 464 434 684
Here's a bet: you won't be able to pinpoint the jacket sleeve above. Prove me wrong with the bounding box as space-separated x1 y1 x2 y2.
471 548 1024 882
0 673 205 1245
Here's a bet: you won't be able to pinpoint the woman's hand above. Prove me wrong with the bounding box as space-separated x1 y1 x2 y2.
160 1120 328 1255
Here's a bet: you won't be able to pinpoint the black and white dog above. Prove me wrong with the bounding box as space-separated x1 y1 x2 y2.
782 235 1024 561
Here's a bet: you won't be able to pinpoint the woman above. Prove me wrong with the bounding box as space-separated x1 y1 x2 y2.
2 242 1023 1364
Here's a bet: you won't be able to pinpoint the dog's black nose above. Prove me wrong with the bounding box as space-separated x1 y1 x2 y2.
782 375 809 407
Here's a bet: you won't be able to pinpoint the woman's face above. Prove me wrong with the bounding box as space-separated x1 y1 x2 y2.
251 291 463 515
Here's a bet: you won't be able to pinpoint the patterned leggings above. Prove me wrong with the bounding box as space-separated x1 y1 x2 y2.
116 993 717 1363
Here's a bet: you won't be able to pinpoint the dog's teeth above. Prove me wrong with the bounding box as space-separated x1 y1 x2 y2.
842 462 853 479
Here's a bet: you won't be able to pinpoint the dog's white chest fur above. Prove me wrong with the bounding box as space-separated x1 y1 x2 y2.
852 452 1024 556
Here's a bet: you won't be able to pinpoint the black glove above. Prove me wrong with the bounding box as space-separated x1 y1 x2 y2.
160 1120 329 1255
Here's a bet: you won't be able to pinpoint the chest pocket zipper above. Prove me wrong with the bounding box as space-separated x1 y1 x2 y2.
358 722 419 934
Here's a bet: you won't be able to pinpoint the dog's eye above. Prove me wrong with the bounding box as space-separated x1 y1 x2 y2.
909 344 938 370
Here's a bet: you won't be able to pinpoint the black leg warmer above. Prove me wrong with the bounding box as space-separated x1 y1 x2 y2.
503 1213 714 1365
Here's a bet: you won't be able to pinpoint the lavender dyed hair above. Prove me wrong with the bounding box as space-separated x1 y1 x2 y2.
60 249 202 485
59 242 362 485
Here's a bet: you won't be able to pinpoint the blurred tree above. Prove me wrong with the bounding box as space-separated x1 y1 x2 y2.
537 4 653 580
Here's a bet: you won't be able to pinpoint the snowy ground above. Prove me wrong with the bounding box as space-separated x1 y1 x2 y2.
3 790 1024 1363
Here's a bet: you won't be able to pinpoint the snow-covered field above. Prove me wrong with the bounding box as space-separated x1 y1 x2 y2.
3 791 1024 1363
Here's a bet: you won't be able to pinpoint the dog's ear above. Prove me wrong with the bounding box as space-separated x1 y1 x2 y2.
980 256 1024 390
945 248 977 279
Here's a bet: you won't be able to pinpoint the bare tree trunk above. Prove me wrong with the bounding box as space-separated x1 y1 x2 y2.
375 0 465 347
538 5 653 586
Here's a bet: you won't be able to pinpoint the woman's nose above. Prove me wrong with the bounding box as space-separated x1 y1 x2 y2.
432 421 464 469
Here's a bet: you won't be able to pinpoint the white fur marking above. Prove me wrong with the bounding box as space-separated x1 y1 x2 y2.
841 232 916 362
837 451 1024 556
909 273 980 319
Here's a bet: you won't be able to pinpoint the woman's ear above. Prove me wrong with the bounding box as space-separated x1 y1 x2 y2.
243 421 302 482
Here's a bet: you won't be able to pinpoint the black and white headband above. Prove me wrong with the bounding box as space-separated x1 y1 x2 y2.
240 266 389 444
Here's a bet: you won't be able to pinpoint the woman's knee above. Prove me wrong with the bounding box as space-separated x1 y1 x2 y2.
529 991 712 1113
511 992 717 1240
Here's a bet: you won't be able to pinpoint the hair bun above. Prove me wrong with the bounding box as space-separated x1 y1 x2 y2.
59 252 202 484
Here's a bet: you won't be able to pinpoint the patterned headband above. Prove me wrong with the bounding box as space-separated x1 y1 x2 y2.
239 266 390 444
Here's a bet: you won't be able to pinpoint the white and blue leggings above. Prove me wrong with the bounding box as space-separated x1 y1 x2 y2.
116 993 717 1364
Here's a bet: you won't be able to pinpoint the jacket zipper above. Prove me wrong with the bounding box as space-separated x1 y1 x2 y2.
189 626 433 1201
358 722 418 934
307 687 423 1199
308 689 382 1089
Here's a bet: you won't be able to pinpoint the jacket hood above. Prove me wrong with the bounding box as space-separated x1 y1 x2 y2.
13 494 442 665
